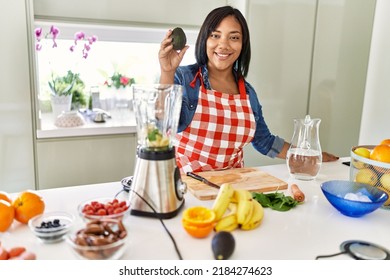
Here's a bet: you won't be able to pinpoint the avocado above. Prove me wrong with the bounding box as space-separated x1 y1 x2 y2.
171 27 187 50
211 231 235 260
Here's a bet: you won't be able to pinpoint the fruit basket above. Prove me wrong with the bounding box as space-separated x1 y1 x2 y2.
350 145 390 209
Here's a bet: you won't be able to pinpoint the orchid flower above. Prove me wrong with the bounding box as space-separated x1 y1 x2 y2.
49 25 60 48
34 26 97 59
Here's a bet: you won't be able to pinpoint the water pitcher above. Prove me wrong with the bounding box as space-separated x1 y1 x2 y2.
286 115 322 180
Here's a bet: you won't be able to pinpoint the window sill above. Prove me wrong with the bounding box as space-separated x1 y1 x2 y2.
37 112 137 139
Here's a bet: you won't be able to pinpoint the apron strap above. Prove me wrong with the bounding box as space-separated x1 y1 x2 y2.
238 76 247 99
190 68 203 88
191 68 247 98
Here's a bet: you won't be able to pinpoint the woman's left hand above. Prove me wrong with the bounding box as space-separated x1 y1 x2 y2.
322 151 339 162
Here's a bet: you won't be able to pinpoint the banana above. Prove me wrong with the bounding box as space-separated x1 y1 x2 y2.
212 183 235 221
214 213 238 232
227 202 238 215
241 200 264 231
234 189 254 225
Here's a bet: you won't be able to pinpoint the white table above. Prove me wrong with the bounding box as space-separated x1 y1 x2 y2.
2 157 389 260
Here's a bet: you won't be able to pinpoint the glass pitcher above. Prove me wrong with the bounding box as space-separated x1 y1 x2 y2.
286 115 322 180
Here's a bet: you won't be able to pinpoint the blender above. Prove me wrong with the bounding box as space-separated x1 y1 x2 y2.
128 84 187 219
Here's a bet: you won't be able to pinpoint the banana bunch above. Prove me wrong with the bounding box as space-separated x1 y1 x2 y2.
211 184 264 232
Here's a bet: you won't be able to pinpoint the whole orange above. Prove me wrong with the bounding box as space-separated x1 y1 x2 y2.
0 191 12 204
380 139 390 146
370 145 390 164
0 200 15 232
12 190 45 224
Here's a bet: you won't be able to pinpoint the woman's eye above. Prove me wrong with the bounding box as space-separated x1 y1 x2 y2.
210 33 220 39
230 35 240 41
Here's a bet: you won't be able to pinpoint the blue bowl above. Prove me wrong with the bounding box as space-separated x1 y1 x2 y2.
320 180 388 217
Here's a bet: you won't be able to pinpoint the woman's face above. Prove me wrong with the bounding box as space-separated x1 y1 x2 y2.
206 15 242 72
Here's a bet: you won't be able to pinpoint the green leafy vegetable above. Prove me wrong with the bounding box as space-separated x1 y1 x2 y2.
147 128 161 141
252 192 300 211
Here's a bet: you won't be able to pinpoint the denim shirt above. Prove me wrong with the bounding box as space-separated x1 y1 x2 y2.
174 63 285 158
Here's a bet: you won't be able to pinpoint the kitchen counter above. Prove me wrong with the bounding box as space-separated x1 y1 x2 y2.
2 157 390 260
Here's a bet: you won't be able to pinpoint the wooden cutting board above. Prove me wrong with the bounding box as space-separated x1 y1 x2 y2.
182 167 288 200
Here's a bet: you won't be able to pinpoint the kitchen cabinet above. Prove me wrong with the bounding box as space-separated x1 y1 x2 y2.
36 134 137 189
243 0 376 167
0 0 35 193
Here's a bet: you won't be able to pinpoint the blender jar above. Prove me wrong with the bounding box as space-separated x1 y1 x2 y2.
132 84 183 151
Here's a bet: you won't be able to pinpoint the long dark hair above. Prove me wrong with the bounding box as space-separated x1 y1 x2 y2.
195 6 251 77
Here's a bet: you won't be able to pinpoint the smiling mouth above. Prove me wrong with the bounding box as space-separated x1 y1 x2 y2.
216 53 230 57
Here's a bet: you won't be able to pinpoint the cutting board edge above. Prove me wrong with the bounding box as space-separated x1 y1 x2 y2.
188 182 288 201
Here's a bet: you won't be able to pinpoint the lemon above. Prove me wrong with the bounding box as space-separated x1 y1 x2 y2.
354 147 371 158
352 147 371 169
379 173 390 206
355 168 378 186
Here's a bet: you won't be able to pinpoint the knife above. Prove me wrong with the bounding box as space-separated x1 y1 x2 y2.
186 172 220 189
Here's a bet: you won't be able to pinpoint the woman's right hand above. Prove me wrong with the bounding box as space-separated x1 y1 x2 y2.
159 29 189 75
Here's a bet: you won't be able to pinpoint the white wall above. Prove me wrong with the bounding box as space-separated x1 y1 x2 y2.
359 0 390 145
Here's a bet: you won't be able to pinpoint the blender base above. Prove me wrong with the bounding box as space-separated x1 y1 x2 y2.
130 199 185 219
128 147 187 220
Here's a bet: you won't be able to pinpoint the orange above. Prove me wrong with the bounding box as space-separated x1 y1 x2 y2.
0 200 15 232
181 206 215 238
182 206 216 226
370 145 390 164
380 139 390 146
12 190 45 224
182 219 214 238
0 191 12 204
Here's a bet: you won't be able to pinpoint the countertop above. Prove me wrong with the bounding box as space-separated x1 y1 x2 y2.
2 157 390 260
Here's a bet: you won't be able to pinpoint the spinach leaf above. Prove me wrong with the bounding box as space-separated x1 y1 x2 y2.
252 191 300 212
147 128 160 141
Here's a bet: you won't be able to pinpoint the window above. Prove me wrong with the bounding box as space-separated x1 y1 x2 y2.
34 21 197 136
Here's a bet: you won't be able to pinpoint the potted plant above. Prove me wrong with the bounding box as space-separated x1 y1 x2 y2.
49 70 87 117
100 70 135 113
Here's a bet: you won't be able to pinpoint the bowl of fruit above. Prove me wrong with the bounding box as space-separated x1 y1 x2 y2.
66 218 128 260
350 139 390 209
78 197 130 222
28 211 74 243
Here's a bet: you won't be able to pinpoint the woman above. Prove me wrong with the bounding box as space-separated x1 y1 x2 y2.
159 6 338 173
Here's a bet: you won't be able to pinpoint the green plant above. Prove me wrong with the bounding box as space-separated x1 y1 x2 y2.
104 72 135 89
49 70 87 109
